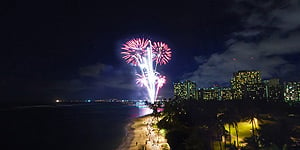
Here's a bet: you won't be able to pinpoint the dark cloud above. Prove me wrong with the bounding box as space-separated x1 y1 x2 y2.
186 0 300 88
79 63 111 77
270 0 300 32
47 62 144 99
194 56 208 64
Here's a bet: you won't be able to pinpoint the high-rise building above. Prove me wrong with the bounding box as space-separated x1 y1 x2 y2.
199 87 233 101
284 82 300 103
263 78 283 102
174 80 198 100
220 88 233 100
199 87 220 101
231 70 263 100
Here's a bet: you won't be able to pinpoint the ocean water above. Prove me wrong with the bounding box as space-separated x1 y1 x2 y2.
0 103 151 150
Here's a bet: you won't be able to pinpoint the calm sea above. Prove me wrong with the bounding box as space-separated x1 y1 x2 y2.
0 103 152 150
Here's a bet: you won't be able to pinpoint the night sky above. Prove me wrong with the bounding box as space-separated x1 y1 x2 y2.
1 0 300 104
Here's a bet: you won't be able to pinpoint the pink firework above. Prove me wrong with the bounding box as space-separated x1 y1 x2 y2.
120 37 171 103
121 38 150 65
156 75 166 88
152 42 172 65
136 74 147 87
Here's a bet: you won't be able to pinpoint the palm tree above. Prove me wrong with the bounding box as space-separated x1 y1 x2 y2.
242 108 262 150
222 112 237 146
219 101 243 149
245 111 262 141
228 120 240 148
228 123 232 145
234 122 239 147
157 97 185 130
215 114 226 150
217 113 232 149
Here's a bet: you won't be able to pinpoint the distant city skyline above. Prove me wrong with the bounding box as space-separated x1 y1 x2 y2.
174 70 300 103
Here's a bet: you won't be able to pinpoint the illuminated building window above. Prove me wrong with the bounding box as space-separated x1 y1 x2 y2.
173 80 198 100
231 70 262 100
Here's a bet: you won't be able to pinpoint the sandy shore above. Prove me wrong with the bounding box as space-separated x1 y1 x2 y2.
117 115 170 150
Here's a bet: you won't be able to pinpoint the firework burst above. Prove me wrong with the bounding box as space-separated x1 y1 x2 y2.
121 38 149 65
152 42 172 65
136 74 147 87
156 75 166 88
121 38 172 103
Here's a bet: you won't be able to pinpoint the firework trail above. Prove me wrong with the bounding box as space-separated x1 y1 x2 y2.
121 38 172 103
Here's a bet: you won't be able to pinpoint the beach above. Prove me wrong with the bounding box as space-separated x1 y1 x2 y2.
117 115 170 150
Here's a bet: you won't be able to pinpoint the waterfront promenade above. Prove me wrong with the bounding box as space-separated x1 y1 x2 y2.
118 115 170 150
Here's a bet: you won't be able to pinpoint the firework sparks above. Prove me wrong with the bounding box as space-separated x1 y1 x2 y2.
152 42 172 65
121 38 172 103
156 75 166 88
136 74 147 87
121 38 149 66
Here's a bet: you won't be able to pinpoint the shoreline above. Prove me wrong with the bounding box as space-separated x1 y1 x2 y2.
116 118 135 150
116 114 170 150
116 115 149 150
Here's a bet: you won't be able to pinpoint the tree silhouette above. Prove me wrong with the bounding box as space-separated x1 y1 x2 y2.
258 119 295 149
